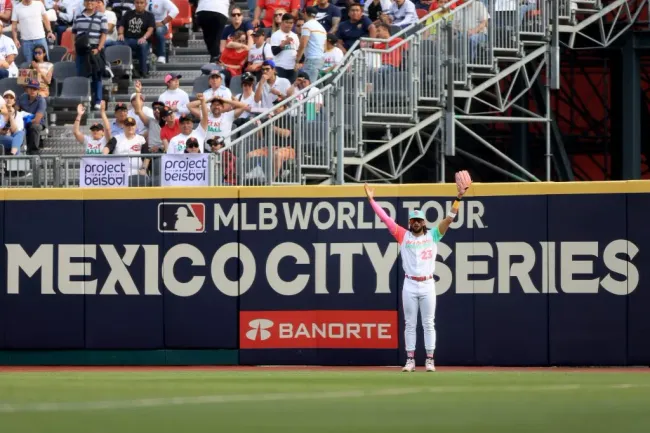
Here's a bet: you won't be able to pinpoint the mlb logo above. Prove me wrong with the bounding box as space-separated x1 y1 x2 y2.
158 202 206 233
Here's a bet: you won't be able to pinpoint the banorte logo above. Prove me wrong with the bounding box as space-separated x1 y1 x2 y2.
240 311 398 349
246 319 274 341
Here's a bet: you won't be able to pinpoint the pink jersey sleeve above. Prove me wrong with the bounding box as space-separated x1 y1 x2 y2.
369 199 407 244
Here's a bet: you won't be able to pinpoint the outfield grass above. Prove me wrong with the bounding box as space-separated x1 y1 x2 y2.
1 369 649 433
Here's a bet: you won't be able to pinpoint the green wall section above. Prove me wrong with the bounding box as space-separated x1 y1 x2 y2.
0 350 239 366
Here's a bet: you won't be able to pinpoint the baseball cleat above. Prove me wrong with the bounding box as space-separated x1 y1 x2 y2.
402 358 416 372
425 358 436 372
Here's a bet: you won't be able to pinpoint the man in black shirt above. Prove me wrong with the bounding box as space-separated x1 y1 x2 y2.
117 0 155 78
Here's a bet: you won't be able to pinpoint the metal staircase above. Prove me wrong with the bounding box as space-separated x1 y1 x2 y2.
218 0 648 186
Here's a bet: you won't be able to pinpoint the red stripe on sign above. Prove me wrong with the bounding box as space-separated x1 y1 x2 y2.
189 204 204 231
240 310 398 349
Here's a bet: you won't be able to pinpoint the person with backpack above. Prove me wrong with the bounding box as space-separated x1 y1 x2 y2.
244 27 273 81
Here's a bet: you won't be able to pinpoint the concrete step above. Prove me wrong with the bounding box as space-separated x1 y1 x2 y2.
172 47 209 56
169 54 211 63
154 62 207 71
144 69 203 81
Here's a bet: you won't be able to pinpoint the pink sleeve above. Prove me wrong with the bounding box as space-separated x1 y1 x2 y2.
370 199 407 244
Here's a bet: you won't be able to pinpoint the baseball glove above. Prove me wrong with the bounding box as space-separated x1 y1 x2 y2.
455 170 472 195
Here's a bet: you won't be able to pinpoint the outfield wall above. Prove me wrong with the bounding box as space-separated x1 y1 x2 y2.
0 182 649 367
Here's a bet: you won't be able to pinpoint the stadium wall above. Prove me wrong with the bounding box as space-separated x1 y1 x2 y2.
0 182 649 367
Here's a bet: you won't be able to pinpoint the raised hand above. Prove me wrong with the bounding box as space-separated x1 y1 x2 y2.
364 182 374 200
455 170 472 196
77 103 86 116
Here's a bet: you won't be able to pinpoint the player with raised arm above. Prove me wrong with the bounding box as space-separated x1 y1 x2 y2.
364 171 472 372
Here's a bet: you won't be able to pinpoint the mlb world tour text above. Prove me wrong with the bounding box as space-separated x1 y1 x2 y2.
4 198 640 297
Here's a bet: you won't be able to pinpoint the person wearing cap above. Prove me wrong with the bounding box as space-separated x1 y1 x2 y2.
187 94 250 150
110 101 130 137
0 21 18 79
145 0 179 64
219 6 253 54
295 6 326 84
128 82 155 136
314 0 341 33
159 105 179 151
166 92 208 154
0 90 25 155
364 171 473 372
207 136 236 185
117 0 155 79
203 69 232 105
233 72 260 123
158 73 190 115
245 27 273 80
10 0 56 62
287 70 323 121
269 13 299 81
254 59 292 109
102 114 151 179
17 78 46 155
183 136 201 153
73 102 111 154
320 33 343 77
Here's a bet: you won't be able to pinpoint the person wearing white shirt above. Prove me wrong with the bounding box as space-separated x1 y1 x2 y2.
0 21 18 78
158 73 190 115
296 7 326 84
320 33 343 77
102 115 151 178
254 60 292 109
96 0 118 45
269 13 299 82
195 0 229 62
234 72 262 122
245 27 273 80
383 0 418 28
203 69 233 102
453 0 488 63
128 92 155 136
364 0 392 21
11 0 56 60
0 90 25 155
167 93 209 153
188 94 250 150
145 0 178 64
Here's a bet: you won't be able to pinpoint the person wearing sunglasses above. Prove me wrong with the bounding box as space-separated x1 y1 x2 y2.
219 7 253 54
252 0 300 30
183 136 201 153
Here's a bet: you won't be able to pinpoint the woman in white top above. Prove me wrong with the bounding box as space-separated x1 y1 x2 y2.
0 90 25 155
30 44 53 98
102 115 151 177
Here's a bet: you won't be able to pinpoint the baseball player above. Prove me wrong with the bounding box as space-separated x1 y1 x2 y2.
364 171 472 372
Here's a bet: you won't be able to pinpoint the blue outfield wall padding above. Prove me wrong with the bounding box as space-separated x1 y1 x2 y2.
396 195 476 366
547 193 628 366
84 199 164 349
4 199 85 349
472 195 549 366
626 193 650 365
162 199 239 349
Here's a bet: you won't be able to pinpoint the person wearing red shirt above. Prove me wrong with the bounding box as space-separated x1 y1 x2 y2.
159 106 181 152
218 30 250 86
252 0 300 29
373 23 407 71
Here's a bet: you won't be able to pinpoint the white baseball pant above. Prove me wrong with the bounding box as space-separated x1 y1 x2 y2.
402 278 437 352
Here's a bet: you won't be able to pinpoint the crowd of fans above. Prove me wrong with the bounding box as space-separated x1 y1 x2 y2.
0 0 460 182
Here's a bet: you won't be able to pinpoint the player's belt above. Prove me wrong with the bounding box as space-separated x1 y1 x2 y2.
405 274 434 282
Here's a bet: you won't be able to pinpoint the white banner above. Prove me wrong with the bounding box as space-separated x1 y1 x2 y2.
162 153 210 186
80 157 130 188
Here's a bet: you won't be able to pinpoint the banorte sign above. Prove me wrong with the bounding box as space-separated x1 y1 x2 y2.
239 311 398 349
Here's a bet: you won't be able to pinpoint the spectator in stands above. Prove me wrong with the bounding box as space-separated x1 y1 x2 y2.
287 70 323 119
145 0 179 65
158 73 190 114
453 0 487 63
218 29 249 85
97 0 119 46
203 69 232 101
254 59 291 109
373 22 406 71
117 0 155 78
128 90 154 136
220 6 253 54
269 8 287 34
0 90 25 155
107 0 134 22
320 33 343 77
0 0 13 26
183 136 201 153
245 28 273 81
188 95 250 148
17 79 46 155
52 0 82 44
233 72 260 124
71 0 108 110
336 2 375 52
292 13 304 35
11 0 56 61
30 44 53 97
160 105 180 151
253 0 300 31
364 0 392 22
315 0 341 33
110 102 129 136
102 115 152 181
0 21 18 79
381 0 418 28
195 0 229 62
208 136 236 185
296 7 326 83
166 93 208 153
131 81 164 152
270 13 299 81
73 101 112 154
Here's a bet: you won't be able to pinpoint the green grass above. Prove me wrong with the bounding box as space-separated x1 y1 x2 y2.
1 370 649 433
